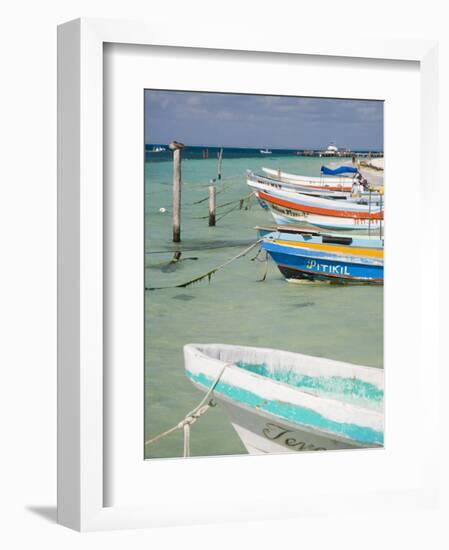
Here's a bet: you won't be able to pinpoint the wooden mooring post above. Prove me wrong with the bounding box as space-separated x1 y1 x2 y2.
217 147 223 180
169 141 185 242
208 185 216 226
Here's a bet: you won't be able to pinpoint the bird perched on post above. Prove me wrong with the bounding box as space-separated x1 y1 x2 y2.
169 141 185 151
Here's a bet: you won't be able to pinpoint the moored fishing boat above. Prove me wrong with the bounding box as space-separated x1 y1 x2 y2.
262 166 358 190
259 186 384 215
265 207 384 232
184 343 384 454
261 229 383 284
247 170 380 199
254 186 384 232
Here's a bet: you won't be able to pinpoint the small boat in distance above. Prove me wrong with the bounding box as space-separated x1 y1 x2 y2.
184 343 384 454
260 149 272 154
150 146 166 152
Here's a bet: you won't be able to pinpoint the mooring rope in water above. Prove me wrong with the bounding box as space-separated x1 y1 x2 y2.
186 174 242 199
145 241 254 255
216 198 245 210
190 186 228 205
190 182 234 205
145 363 230 457
258 252 269 282
146 239 262 290
191 192 254 220
250 248 269 282
215 202 242 222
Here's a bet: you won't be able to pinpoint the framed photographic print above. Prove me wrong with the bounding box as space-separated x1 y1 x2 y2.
58 18 440 531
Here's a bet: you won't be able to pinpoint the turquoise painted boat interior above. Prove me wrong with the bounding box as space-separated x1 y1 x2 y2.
236 361 383 411
186 369 383 446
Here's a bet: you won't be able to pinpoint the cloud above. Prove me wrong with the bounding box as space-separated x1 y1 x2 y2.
145 90 383 149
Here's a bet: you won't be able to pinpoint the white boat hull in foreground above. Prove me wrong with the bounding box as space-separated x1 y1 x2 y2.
219 396 361 454
184 343 384 455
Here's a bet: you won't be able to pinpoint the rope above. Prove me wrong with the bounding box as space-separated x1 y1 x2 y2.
145 362 230 457
215 202 241 222
215 193 254 222
145 241 254 255
191 192 254 220
146 239 262 290
258 251 269 282
216 198 244 209
190 187 227 205
189 179 238 205
184 174 242 195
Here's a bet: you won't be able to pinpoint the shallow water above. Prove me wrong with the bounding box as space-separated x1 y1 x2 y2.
144 153 383 459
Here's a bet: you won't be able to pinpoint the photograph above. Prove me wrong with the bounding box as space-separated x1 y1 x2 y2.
144 90 384 459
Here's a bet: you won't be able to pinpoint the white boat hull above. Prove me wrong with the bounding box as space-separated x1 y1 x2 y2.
262 167 355 189
269 208 383 232
184 344 384 455
220 396 360 454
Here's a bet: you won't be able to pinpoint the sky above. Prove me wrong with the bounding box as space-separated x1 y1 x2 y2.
144 90 383 151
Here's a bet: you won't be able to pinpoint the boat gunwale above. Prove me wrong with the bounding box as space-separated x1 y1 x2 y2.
256 223 379 240
268 208 384 231
268 229 384 248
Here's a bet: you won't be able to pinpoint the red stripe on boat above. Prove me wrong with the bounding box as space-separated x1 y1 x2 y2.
258 191 384 220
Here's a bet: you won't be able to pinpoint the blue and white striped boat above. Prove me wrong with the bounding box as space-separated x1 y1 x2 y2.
261 229 383 284
184 343 384 454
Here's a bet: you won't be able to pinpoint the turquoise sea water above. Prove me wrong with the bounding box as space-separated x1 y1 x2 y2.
144 151 383 459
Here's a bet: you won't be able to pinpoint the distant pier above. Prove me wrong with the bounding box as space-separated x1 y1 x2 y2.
295 149 383 158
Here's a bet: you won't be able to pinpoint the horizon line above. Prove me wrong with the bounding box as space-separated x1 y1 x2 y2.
145 143 384 152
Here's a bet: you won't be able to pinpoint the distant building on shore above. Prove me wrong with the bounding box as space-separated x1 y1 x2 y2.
295 143 383 158
320 143 339 157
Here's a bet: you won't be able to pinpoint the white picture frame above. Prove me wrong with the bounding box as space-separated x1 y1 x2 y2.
57 17 440 531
